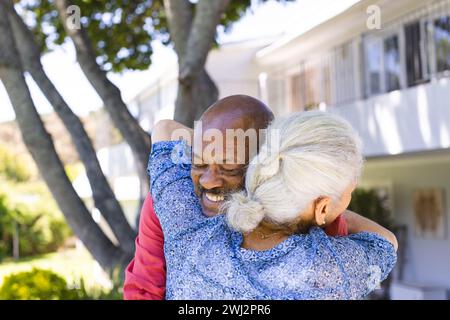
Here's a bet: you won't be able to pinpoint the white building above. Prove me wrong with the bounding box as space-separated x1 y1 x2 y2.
83 0 450 299
257 0 450 299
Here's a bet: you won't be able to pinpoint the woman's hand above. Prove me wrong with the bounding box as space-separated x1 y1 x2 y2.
344 210 398 251
152 120 193 144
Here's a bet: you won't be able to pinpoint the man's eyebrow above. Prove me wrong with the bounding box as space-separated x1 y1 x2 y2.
223 157 246 165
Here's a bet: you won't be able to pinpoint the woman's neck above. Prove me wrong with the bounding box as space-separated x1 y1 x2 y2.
241 220 291 251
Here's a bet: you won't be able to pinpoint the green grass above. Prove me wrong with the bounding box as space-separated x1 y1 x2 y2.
0 247 112 291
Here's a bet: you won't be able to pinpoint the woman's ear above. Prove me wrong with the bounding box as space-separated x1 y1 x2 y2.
314 196 332 226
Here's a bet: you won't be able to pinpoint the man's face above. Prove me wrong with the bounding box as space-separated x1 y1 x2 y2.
190 123 252 217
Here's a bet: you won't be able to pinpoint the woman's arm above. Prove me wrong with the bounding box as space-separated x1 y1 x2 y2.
148 121 205 240
344 210 398 251
322 230 397 299
152 119 193 144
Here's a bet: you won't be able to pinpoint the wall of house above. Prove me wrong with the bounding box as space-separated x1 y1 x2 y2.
327 78 450 157
361 152 450 290
255 0 450 158
206 39 273 99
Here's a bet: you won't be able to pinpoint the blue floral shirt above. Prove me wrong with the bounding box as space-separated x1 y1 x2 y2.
149 140 397 300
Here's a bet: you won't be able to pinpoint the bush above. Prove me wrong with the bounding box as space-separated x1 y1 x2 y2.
0 194 72 259
348 188 394 229
0 145 31 182
0 194 16 262
0 268 122 300
0 268 79 300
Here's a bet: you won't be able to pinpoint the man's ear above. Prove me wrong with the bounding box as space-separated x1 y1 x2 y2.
314 196 332 226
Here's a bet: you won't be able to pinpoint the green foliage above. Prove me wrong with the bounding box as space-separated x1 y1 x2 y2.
64 163 84 182
0 193 72 260
20 0 293 72
0 194 14 262
348 188 394 230
0 268 122 300
0 145 71 260
0 145 31 182
0 268 79 300
71 271 123 300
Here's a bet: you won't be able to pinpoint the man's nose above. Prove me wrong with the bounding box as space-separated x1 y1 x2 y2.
199 167 223 190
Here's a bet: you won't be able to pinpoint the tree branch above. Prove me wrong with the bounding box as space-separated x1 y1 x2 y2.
9 6 137 253
0 1 128 272
163 0 194 60
54 0 151 178
179 0 231 84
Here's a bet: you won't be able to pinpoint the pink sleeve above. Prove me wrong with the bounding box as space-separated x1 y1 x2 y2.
123 194 166 300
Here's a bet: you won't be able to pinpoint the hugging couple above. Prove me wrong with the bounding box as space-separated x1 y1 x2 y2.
124 95 397 300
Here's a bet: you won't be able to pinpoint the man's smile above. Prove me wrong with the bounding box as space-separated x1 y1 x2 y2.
201 192 227 215
204 192 225 202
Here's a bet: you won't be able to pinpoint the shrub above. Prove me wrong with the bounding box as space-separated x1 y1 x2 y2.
0 194 15 262
0 268 123 300
0 268 79 300
348 188 394 229
0 194 72 258
0 145 31 182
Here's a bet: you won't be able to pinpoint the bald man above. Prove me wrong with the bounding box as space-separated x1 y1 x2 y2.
123 95 349 300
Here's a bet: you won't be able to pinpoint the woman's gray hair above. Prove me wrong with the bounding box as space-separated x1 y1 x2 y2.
225 110 364 233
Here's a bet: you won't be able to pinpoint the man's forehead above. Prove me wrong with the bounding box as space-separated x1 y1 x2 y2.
192 143 248 164
194 117 250 132
192 111 264 165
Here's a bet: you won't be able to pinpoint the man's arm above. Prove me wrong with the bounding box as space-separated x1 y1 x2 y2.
123 194 166 300
343 210 398 251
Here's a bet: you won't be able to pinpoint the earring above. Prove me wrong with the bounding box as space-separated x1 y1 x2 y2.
321 220 326 225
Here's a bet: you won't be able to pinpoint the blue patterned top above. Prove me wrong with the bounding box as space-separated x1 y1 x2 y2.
149 140 397 300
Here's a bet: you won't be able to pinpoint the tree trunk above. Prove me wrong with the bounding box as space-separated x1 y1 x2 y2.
8 8 137 254
54 0 151 178
174 68 219 126
0 3 129 273
164 0 230 127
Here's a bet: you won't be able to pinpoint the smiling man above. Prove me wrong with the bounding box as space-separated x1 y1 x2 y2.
190 98 272 216
123 95 349 300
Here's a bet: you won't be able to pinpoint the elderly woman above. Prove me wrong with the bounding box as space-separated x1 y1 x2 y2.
149 111 397 300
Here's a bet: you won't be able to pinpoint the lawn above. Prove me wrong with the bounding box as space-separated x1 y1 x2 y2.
0 246 113 291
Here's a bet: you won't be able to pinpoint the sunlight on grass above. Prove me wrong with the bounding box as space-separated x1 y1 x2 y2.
0 247 112 291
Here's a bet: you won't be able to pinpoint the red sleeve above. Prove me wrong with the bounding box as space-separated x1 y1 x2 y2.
324 214 348 237
123 194 166 300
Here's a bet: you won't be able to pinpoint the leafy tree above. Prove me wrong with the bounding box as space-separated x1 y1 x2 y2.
22 0 288 125
1 0 292 272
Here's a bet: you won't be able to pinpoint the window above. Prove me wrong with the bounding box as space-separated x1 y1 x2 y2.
364 38 382 96
267 76 286 115
303 61 321 109
321 61 332 106
404 21 428 86
384 35 401 92
288 58 332 111
433 16 450 73
334 41 357 105
289 73 304 112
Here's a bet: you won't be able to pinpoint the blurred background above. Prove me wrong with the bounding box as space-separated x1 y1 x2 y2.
0 0 449 300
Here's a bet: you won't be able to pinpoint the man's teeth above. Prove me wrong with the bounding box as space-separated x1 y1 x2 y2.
205 193 225 202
